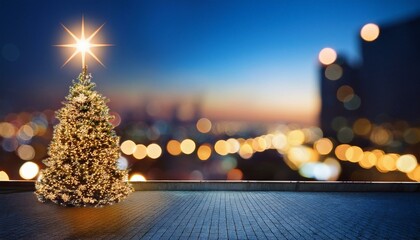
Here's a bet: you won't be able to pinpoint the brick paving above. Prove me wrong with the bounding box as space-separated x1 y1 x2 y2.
0 191 419 239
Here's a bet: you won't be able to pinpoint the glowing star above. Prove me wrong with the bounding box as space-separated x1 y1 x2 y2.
56 16 112 68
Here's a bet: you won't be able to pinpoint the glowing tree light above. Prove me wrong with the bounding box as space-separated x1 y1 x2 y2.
35 17 133 207
56 16 112 68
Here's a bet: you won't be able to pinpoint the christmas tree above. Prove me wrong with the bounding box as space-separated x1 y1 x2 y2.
35 67 133 207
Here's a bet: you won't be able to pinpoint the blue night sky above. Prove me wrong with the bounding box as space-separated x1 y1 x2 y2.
1 0 420 124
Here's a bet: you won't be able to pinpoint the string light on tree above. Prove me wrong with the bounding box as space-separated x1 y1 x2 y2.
35 17 133 207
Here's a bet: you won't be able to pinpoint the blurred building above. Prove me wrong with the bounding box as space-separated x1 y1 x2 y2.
320 16 420 139
359 16 420 124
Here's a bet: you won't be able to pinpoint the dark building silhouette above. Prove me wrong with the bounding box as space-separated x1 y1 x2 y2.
359 17 420 124
320 16 420 139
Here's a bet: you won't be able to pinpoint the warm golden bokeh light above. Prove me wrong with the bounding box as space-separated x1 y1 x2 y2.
325 64 343 80
403 128 420 144
377 155 396 172
133 144 147 160
345 146 363 163
287 146 318 166
121 140 136 155
359 151 377 169
17 144 36 160
336 85 354 102
19 161 39 180
196 118 212 133
287 130 305 146
314 138 333 155
130 173 147 181
226 138 240 154
318 47 337 65
252 137 267 152
227 168 243 180
180 139 196 155
272 133 288 152
353 118 372 136
407 166 420 182
238 143 253 159
396 154 417 173
370 127 392 145
147 143 162 159
197 144 212 161
0 122 15 138
335 144 351 160
360 23 380 42
0 171 9 181
167 140 182 156
215 140 230 156
57 16 112 67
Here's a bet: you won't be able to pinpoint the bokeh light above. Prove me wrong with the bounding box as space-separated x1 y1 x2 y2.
325 64 343 80
336 85 354 102
238 143 253 159
359 151 377 169
226 138 240 154
396 154 417 173
403 128 420 144
180 139 196 154
196 118 212 133
345 146 363 163
314 138 333 155
121 140 136 155
335 144 350 161
133 144 147 160
19 161 39 180
214 140 230 156
0 171 9 180
0 122 16 138
360 23 380 42
407 166 420 182
353 118 372 136
17 144 35 160
147 143 162 159
167 140 182 156
227 168 243 180
116 156 129 170
197 144 212 161
337 127 354 143
319 47 337 65
287 130 305 146
130 173 147 181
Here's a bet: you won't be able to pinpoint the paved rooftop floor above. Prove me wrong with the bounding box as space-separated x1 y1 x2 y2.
0 191 419 239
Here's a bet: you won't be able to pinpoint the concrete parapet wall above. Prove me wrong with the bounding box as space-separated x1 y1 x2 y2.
2 180 418 192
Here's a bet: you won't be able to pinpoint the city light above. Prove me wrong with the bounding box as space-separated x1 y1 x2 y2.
197 144 212 161
396 155 417 173
325 64 343 80
133 144 147 160
314 138 333 155
121 140 136 155
17 144 35 160
19 161 39 180
180 139 196 155
167 140 182 156
130 173 147 181
360 23 380 42
0 171 9 180
196 118 212 133
146 143 162 159
318 47 337 65
227 168 243 180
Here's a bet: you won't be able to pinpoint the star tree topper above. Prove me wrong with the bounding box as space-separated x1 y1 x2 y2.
56 16 112 70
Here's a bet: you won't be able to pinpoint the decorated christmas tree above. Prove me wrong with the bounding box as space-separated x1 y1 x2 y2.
35 17 133 207
35 67 133 207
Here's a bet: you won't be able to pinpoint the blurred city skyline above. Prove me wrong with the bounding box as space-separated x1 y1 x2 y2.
1 0 420 124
